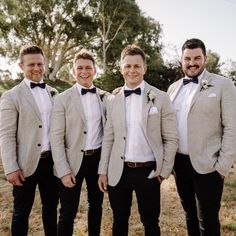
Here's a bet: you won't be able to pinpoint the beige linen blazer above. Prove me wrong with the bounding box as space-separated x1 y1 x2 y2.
50 84 108 178
0 81 55 177
98 82 178 187
167 70 236 176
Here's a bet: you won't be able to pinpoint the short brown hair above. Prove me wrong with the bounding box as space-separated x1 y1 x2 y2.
182 38 206 56
121 44 146 63
19 45 44 63
73 49 95 66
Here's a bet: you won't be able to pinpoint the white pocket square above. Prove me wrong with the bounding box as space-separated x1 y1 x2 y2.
208 93 216 98
149 106 158 115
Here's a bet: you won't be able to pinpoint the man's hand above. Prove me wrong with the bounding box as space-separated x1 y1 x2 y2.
61 173 76 188
112 87 122 95
7 170 25 186
98 174 108 193
157 175 164 184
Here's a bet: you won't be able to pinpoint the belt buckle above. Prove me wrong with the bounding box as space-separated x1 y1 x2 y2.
41 150 51 158
84 149 94 156
127 162 138 168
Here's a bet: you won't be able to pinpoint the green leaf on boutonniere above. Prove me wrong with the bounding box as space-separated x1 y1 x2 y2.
200 80 213 91
99 90 107 101
147 90 156 103
50 88 58 97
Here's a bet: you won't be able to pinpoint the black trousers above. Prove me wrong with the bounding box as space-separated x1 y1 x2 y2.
57 151 104 236
173 153 224 236
11 157 59 236
108 165 161 236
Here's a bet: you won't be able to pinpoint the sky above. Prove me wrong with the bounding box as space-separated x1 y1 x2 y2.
136 0 236 63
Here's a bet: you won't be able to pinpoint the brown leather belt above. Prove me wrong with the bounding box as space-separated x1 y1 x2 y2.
40 150 52 159
125 161 156 168
83 148 101 156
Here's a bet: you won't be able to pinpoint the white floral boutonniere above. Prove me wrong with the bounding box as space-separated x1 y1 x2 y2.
200 80 213 91
230 77 236 86
50 88 58 97
99 90 107 102
147 90 156 103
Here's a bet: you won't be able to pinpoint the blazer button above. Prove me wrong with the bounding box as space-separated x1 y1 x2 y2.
39 125 42 128
81 149 84 152
121 156 124 160
123 137 126 140
37 144 41 147
83 131 87 134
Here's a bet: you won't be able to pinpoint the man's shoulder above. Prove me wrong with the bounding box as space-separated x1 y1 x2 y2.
169 78 183 88
1 81 24 98
145 82 169 98
96 87 110 101
56 85 75 97
207 72 233 88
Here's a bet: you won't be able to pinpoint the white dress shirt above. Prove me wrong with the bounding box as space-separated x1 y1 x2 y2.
76 83 102 150
124 81 155 162
173 71 205 154
24 78 52 152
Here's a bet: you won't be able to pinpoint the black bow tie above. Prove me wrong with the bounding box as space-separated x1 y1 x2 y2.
183 77 198 85
30 82 46 89
124 87 141 97
81 87 96 95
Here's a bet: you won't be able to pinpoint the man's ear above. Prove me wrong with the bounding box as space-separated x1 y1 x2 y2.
143 64 147 74
72 67 75 76
119 59 123 73
18 62 24 71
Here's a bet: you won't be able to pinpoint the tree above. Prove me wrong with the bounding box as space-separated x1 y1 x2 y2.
0 0 164 89
86 0 141 74
0 0 97 80
222 59 236 85
95 13 165 92
205 50 222 74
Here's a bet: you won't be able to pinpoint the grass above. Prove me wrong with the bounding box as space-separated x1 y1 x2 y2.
0 161 236 235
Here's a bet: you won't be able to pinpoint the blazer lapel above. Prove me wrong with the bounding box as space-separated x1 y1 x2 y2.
189 71 212 112
96 88 106 126
71 85 86 124
142 83 152 134
169 79 183 102
19 82 42 120
115 88 126 131
45 85 53 103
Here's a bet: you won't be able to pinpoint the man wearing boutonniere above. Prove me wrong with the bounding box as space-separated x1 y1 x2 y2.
98 44 178 235
167 38 236 236
0 45 59 236
50 49 109 236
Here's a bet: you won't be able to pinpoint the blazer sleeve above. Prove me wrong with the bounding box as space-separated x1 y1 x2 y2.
216 79 236 176
50 95 72 177
160 93 179 178
98 96 114 175
0 92 20 175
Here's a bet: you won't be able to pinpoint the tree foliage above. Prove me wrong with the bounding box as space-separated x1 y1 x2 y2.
0 0 164 86
0 0 98 80
205 50 222 74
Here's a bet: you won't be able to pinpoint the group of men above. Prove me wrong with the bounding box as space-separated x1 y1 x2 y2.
0 38 236 236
